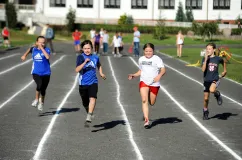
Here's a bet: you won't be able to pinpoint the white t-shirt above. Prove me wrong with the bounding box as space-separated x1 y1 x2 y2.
103 34 109 43
139 55 165 86
100 31 104 37
133 31 140 42
90 30 95 39
113 36 121 47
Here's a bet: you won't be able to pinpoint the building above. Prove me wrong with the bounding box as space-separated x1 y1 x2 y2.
0 0 242 26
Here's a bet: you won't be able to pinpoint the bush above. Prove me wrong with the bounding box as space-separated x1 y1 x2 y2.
66 7 76 33
192 21 218 41
231 28 242 35
118 14 134 25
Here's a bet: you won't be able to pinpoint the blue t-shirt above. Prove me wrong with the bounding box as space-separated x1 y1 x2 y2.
31 47 51 76
76 53 100 85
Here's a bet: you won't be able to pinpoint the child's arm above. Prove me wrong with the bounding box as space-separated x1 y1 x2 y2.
202 53 208 72
97 61 106 79
128 70 141 80
221 59 227 77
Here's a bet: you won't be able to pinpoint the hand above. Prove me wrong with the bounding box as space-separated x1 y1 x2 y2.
21 55 26 61
204 51 209 60
100 73 106 80
128 74 134 80
221 71 227 77
84 58 90 63
39 44 44 49
153 76 161 83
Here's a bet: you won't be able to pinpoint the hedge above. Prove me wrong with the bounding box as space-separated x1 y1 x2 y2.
52 23 192 35
231 28 242 35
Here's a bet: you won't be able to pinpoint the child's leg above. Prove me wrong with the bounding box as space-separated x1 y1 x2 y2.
140 87 149 121
149 87 159 106
179 45 183 57
203 92 210 109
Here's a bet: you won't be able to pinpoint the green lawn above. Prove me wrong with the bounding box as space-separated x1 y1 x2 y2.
159 48 242 83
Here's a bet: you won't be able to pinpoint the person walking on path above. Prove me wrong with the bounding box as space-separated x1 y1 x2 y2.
72 29 83 55
45 24 56 55
75 40 106 127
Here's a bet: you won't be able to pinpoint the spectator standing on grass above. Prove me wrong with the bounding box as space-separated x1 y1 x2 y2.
72 29 82 55
133 26 140 57
45 24 56 55
1 27 10 48
102 30 109 54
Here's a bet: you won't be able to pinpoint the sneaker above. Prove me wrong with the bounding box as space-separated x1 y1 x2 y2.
37 102 44 111
203 109 209 120
31 99 38 107
53 52 56 55
86 113 92 122
112 51 115 54
144 119 151 129
214 90 223 105
114 54 117 57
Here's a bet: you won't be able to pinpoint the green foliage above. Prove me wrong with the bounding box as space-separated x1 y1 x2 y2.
231 28 242 35
118 14 134 25
66 7 76 33
153 16 167 40
5 2 17 28
185 8 194 22
175 1 186 22
192 21 218 41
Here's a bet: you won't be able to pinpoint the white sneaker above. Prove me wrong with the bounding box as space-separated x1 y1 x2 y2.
53 52 56 55
37 102 44 111
112 52 114 54
31 99 38 107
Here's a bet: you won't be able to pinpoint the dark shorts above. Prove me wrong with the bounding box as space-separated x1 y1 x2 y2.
3 36 8 40
79 83 98 99
203 80 219 92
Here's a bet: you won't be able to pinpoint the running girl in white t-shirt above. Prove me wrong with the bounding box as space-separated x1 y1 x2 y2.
128 43 166 129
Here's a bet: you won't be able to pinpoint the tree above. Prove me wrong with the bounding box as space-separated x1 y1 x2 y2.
186 8 194 22
192 21 218 41
5 2 17 28
175 1 186 22
118 14 134 25
66 7 76 33
235 15 242 24
153 11 167 40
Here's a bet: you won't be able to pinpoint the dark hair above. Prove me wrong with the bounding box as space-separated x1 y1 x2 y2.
36 36 45 42
206 42 216 49
81 40 93 49
143 43 155 51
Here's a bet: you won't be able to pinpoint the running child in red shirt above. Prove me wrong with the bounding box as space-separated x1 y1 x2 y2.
128 43 166 129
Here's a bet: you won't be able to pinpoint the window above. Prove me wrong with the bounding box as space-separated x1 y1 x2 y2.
104 0 120 8
131 0 147 9
159 0 175 9
186 0 202 9
77 0 93 8
213 0 230 9
50 0 66 7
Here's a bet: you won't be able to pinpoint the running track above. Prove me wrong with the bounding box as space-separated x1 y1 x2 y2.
0 42 242 160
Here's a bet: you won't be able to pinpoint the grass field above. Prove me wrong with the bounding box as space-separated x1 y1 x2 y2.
159 48 242 83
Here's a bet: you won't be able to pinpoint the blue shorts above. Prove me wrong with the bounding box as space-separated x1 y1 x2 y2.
74 40 80 45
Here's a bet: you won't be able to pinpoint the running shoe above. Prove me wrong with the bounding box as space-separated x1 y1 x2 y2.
37 102 43 111
203 109 209 120
31 99 38 108
144 119 151 129
214 90 223 105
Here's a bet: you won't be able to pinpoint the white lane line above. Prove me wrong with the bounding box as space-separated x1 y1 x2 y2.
108 57 144 160
33 73 78 160
0 59 32 76
156 50 242 87
0 53 20 61
0 56 66 109
130 57 242 160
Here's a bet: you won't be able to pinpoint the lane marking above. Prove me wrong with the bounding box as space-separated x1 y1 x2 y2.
0 59 32 76
0 53 20 61
33 73 78 160
108 57 144 160
0 56 66 109
130 57 242 160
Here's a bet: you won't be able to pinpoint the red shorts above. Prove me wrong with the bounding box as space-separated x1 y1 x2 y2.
139 81 160 96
